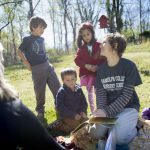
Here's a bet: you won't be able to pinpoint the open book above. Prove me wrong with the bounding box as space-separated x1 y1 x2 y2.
72 116 117 134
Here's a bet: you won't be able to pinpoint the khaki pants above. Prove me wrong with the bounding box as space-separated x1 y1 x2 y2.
49 117 87 134
58 118 87 133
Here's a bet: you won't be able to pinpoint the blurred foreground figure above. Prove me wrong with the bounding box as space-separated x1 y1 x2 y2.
0 52 66 150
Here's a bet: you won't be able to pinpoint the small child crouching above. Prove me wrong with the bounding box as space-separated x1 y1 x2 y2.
49 68 88 135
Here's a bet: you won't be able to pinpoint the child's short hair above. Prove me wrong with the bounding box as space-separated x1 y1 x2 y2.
29 16 47 31
61 68 77 81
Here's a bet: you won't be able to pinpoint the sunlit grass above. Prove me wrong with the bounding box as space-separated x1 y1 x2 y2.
126 41 150 52
5 43 150 123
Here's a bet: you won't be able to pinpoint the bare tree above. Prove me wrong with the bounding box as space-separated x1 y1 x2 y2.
76 0 102 27
115 0 123 32
106 0 123 33
138 0 142 39
59 0 69 53
10 17 17 61
48 0 57 50
0 1 22 6
57 17 63 50
26 0 41 19
125 7 137 43
0 1 23 39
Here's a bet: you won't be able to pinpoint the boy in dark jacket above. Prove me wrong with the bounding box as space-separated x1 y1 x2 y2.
53 68 88 134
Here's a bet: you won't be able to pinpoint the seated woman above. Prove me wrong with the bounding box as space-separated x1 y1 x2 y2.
89 33 142 150
0 55 65 149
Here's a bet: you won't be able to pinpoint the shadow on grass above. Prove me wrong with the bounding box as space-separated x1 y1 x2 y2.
5 64 26 71
47 127 69 137
141 70 150 76
5 57 64 71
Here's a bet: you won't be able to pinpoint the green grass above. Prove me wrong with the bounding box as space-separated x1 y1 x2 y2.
5 42 150 123
126 41 150 52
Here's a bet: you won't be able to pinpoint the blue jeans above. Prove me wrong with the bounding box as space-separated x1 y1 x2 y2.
89 108 138 150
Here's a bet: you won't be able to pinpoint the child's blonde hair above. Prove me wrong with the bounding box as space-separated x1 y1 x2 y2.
0 45 18 101
0 77 18 102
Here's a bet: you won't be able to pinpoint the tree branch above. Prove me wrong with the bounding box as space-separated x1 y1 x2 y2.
0 1 23 7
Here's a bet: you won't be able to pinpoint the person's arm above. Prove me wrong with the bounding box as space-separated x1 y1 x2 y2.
95 71 134 117
102 85 134 117
74 48 87 68
96 88 107 109
78 88 88 113
103 62 142 117
17 49 31 71
56 89 76 118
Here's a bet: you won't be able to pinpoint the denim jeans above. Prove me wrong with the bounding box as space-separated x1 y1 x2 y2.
89 108 138 150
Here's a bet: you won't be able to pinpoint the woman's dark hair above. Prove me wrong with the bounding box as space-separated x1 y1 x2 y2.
29 16 47 31
61 68 77 81
106 33 127 57
76 22 96 48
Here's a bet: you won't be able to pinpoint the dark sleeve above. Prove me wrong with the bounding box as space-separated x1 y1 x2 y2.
19 37 29 53
74 48 86 68
102 85 134 117
124 62 142 86
78 89 88 113
20 102 65 150
55 89 76 118
96 88 107 109
95 69 107 109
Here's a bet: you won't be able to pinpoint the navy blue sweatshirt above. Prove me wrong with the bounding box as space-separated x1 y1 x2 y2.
55 84 88 119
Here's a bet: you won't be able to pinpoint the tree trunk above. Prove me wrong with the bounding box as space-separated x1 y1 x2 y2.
10 20 17 61
64 14 69 53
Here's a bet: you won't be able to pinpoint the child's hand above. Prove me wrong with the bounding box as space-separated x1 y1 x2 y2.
80 112 87 119
85 64 98 72
24 60 31 71
85 64 92 70
75 114 81 120
90 65 98 72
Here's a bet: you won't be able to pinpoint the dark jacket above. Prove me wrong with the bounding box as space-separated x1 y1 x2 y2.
0 98 65 150
55 84 88 119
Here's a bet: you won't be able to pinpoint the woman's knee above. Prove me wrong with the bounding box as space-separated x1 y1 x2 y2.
89 124 108 139
115 127 137 144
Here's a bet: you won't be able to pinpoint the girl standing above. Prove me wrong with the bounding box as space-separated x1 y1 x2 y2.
74 22 105 113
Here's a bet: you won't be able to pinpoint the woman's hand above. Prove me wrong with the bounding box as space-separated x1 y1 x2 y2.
92 109 106 117
80 112 87 119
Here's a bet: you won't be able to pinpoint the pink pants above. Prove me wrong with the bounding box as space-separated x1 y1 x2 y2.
80 75 95 113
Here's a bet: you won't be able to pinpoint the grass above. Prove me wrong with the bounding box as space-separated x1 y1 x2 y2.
5 42 150 124
126 41 150 53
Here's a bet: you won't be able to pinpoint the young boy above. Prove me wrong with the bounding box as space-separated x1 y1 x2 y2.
52 68 88 134
18 16 60 121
